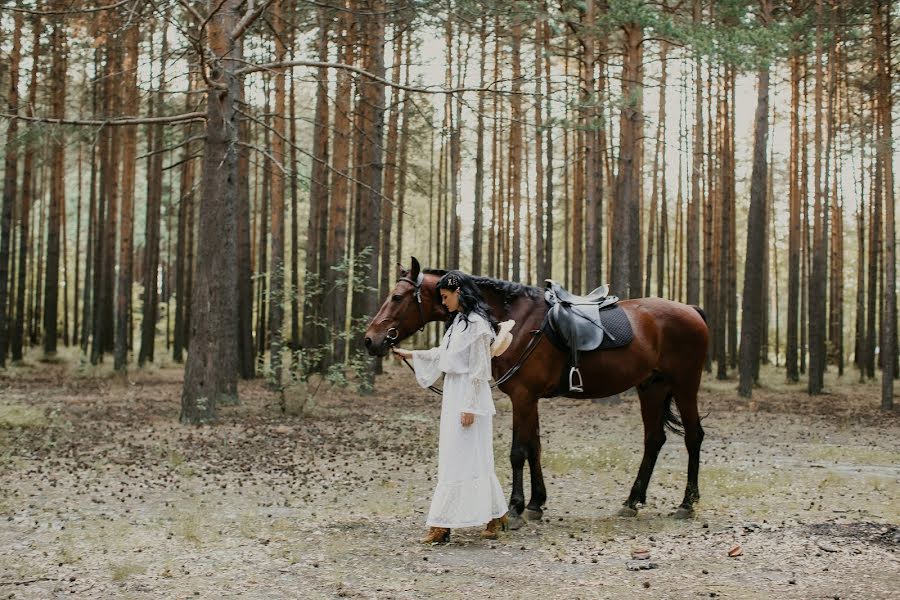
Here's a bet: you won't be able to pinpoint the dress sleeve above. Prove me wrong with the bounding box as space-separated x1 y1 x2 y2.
411 346 443 388
461 325 495 416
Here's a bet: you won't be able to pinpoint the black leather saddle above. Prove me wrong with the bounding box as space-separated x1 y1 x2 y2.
544 279 633 392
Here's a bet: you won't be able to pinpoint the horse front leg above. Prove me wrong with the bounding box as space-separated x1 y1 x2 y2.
507 427 527 530
506 391 537 530
524 402 546 521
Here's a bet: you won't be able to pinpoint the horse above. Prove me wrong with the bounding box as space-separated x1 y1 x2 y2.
364 257 709 527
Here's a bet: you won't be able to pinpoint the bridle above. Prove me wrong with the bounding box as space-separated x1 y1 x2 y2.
386 271 548 395
385 272 427 347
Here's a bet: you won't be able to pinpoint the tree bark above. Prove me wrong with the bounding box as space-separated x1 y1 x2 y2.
44 11 68 358
139 19 169 366
738 62 770 397
0 10 23 365
181 0 242 423
268 0 286 391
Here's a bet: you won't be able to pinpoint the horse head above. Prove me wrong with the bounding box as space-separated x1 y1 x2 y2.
363 257 446 357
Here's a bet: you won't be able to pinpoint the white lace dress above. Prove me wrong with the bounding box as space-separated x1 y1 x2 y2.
412 312 508 528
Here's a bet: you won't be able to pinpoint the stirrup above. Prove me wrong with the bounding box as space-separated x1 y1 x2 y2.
569 367 584 392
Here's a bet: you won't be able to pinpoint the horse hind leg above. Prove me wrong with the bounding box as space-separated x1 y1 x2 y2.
672 377 705 519
619 375 668 517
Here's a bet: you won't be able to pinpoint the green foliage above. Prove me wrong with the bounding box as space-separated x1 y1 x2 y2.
286 247 378 394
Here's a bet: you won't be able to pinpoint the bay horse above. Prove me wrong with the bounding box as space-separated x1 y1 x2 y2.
364 257 709 526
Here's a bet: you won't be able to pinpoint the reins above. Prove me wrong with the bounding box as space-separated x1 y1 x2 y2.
398 312 549 396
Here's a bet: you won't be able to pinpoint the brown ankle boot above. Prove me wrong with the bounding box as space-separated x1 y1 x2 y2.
421 527 450 544
481 515 509 540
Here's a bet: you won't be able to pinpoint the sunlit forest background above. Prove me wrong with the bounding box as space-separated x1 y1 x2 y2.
0 0 897 421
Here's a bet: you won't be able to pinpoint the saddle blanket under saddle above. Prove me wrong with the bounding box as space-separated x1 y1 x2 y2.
544 303 634 353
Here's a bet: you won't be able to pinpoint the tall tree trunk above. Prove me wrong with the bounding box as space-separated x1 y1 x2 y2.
44 13 68 358
582 2 601 289
0 11 23 365
255 81 270 362
181 0 241 423
738 56 771 397
301 9 331 373
173 78 196 364
543 14 554 282
395 39 411 273
876 0 895 408
139 19 168 366
612 21 643 298
268 0 287 392
786 49 801 381
687 0 702 304
533 16 544 283
854 87 866 378
808 0 827 394
325 10 354 368
350 0 385 390
473 18 487 275
114 21 137 370
378 23 402 360
92 34 121 364
236 51 254 378
646 42 667 297
509 20 523 282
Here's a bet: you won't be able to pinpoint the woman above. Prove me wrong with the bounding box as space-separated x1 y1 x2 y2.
392 270 509 543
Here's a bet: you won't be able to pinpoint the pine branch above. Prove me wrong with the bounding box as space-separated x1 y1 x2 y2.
6 0 133 15
235 59 524 95
0 112 207 127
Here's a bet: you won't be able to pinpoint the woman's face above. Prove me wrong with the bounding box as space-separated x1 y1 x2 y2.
440 288 460 313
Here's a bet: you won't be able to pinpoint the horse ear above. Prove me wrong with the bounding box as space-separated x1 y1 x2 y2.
397 262 408 276
410 257 421 279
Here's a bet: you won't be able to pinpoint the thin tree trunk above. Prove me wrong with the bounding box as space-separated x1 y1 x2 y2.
473 17 487 275
350 0 385 390
268 0 287 392
687 0 702 304
139 19 168 366
738 54 770 397
533 15 544 283
808 0 827 394
325 10 354 368
44 12 68 358
0 10 23 365
876 0 895 408
509 20 523 282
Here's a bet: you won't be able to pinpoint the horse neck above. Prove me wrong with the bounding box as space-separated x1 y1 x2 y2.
474 280 546 330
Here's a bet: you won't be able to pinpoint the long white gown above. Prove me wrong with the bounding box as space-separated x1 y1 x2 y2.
412 311 509 528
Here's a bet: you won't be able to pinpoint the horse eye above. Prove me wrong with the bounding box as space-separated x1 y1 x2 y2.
392 294 402 302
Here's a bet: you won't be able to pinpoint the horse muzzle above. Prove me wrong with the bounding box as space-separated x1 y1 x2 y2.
364 327 398 357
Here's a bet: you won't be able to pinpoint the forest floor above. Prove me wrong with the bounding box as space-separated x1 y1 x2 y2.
0 350 898 599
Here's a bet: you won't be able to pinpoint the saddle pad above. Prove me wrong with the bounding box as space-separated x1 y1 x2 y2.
546 304 634 352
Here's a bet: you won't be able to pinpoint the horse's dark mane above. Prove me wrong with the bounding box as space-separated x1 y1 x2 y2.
422 268 543 313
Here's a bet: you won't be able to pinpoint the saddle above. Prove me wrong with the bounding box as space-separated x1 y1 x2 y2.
544 279 631 393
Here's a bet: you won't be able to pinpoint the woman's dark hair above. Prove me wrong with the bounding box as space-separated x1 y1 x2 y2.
437 270 499 333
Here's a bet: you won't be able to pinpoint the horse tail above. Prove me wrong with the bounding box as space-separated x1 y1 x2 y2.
663 393 685 436
691 305 708 325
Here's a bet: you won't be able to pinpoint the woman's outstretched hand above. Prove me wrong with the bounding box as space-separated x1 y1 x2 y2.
460 412 474 427
391 347 412 360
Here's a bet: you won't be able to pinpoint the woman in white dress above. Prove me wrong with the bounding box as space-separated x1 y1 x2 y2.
391 271 509 543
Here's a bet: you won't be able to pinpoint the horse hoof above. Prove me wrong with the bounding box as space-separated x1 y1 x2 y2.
617 506 638 518
507 511 526 530
523 508 543 522
673 507 694 520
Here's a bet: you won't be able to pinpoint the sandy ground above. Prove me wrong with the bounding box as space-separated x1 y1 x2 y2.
1 356 898 599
